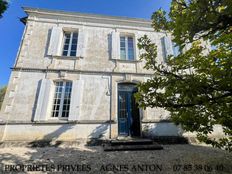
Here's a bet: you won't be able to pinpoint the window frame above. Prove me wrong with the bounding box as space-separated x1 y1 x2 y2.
161 36 182 62
62 31 78 57
120 35 135 61
51 80 72 120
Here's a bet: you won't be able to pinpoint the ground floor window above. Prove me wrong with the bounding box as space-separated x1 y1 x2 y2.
51 81 72 119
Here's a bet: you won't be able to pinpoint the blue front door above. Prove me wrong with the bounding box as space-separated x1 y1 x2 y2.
118 84 140 136
118 91 132 135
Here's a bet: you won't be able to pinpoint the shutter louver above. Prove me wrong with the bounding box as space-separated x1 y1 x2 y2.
111 31 120 59
76 28 88 58
69 80 83 121
135 34 140 60
47 26 63 56
34 79 52 121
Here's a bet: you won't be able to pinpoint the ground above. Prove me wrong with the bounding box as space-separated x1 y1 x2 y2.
0 143 231 174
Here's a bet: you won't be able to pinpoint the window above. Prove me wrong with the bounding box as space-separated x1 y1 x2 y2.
161 36 181 62
62 32 78 57
161 37 168 61
172 42 181 57
120 36 135 60
51 81 72 119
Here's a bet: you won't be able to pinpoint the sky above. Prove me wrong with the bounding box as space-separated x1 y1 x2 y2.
0 0 171 87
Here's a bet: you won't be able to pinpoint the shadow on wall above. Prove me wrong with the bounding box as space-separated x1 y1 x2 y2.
28 123 109 147
87 124 109 146
29 124 74 147
107 34 112 59
142 122 189 144
44 28 52 57
31 79 42 121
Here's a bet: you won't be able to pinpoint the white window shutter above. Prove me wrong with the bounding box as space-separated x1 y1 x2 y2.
111 31 120 59
34 79 52 121
69 80 83 121
76 29 88 58
135 34 140 60
47 26 63 56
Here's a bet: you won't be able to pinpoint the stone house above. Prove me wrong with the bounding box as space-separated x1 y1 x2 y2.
0 7 220 142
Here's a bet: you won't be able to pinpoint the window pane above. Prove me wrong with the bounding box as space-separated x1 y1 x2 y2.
127 37 134 60
52 81 63 117
172 42 181 57
65 39 70 44
120 37 126 48
64 33 71 44
120 49 126 60
70 51 76 56
63 45 69 51
120 37 126 60
128 37 134 48
71 45 77 51
62 51 68 56
128 49 134 60
72 37 78 44
73 33 78 37
65 33 71 38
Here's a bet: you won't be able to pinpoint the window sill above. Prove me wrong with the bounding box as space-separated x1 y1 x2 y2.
33 120 76 124
0 120 116 125
111 59 142 63
52 55 80 60
33 120 116 124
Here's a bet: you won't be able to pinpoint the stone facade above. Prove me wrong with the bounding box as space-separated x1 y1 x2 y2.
0 7 219 142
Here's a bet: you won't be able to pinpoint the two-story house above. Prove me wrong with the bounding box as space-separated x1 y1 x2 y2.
0 7 190 142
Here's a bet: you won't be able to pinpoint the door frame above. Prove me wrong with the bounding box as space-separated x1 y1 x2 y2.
117 82 141 137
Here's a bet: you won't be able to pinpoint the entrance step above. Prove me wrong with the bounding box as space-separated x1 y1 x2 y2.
110 139 153 146
103 138 163 151
103 142 163 151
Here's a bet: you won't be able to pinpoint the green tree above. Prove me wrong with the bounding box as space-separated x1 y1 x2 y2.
136 0 232 151
0 86 7 109
0 0 8 18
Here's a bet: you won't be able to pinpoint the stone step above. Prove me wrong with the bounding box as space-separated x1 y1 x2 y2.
110 139 153 146
103 143 163 151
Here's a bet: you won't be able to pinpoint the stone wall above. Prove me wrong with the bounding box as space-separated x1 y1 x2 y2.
0 8 217 141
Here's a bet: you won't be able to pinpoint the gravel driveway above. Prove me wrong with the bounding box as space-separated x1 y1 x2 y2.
0 143 231 174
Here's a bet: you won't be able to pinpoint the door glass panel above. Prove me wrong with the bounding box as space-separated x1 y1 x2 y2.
118 93 127 118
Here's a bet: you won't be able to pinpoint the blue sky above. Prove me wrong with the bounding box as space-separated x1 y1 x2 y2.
0 0 171 87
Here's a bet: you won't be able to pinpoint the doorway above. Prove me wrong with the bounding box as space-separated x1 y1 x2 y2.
118 83 141 137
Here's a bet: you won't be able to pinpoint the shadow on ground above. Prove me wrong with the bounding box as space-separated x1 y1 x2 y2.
0 125 232 174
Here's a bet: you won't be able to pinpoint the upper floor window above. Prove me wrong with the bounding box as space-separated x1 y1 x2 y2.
51 81 72 119
62 32 78 57
120 36 135 60
172 43 181 57
161 36 181 62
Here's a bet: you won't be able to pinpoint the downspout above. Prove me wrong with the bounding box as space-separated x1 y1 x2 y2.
109 75 112 139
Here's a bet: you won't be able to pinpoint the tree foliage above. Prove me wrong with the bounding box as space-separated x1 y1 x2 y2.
0 86 7 109
136 0 232 151
0 0 8 18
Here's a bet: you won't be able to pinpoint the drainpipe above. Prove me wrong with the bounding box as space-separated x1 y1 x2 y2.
109 75 112 139
101 74 112 140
